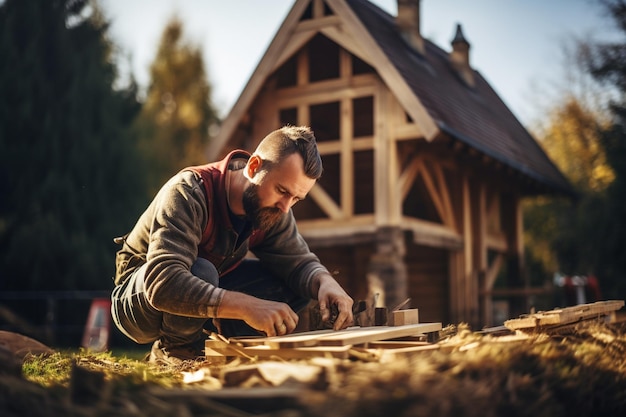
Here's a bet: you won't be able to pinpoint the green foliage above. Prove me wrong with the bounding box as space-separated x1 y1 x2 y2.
134 16 220 195
0 0 149 291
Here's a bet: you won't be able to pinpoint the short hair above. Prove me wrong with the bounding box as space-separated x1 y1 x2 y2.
253 125 323 179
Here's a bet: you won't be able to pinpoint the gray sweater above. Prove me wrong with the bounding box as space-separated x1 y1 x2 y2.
114 162 328 319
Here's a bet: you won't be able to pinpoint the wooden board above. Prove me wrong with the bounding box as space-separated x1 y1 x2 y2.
205 339 352 360
504 300 624 330
232 323 442 349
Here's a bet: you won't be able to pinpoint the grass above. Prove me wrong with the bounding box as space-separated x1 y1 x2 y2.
21 349 183 388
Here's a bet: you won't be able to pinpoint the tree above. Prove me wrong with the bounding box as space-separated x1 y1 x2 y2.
524 0 626 300
524 50 614 288
134 16 220 194
539 97 614 192
0 0 148 291
576 0 626 298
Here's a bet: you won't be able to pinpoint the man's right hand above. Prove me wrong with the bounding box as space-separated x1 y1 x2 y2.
218 291 299 336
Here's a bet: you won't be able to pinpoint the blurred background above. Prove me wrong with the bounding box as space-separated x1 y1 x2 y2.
1 0 625 349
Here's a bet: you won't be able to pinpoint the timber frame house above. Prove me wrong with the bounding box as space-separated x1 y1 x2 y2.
209 0 573 327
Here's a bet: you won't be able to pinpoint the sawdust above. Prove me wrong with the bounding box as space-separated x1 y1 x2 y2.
1 321 625 417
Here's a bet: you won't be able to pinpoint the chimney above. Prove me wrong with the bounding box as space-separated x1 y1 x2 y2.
449 24 475 87
397 0 424 54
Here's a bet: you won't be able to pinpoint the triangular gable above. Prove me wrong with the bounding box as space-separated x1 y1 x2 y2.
209 0 439 161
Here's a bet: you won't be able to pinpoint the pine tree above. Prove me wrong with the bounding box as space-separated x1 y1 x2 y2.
134 16 220 194
0 0 148 291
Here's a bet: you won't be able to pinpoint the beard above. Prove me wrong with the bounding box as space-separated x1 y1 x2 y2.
242 184 284 232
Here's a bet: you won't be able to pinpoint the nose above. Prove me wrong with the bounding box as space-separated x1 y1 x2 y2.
277 195 295 213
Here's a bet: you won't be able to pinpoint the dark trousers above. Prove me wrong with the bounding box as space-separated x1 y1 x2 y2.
111 258 308 346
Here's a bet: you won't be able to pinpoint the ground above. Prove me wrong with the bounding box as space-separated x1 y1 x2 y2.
1 320 626 417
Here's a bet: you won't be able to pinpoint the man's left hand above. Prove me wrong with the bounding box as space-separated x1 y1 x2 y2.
315 274 354 330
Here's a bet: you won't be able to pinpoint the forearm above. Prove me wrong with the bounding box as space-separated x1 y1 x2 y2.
308 270 337 299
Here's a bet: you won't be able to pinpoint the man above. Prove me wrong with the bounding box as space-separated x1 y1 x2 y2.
111 126 354 365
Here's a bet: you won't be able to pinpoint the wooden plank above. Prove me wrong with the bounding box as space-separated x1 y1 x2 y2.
360 340 431 349
241 345 352 360
206 335 352 360
504 300 625 330
265 323 442 348
232 328 337 347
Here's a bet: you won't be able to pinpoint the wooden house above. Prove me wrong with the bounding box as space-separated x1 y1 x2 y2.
208 0 573 327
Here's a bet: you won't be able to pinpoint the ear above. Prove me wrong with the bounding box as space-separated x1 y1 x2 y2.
246 155 263 178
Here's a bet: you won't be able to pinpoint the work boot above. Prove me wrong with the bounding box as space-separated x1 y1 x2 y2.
148 338 205 367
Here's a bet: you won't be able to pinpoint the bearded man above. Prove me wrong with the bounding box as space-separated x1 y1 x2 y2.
110 126 353 365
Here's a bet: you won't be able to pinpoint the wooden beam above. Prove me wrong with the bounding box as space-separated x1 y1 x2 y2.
208 0 313 160
486 232 508 252
504 300 625 331
327 0 439 140
275 30 316 73
315 138 373 154
295 15 342 33
308 184 344 219
417 161 448 227
399 156 421 200
434 164 457 232
298 215 376 236
484 253 505 291
320 25 371 64
403 217 463 249
462 176 474 323
340 97 354 217
312 0 324 18
275 82 377 106
374 83 395 225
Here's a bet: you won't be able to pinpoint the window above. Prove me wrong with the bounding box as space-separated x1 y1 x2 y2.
353 150 374 214
275 55 297 88
310 101 340 142
352 96 373 137
351 54 375 75
308 34 339 82
279 107 298 126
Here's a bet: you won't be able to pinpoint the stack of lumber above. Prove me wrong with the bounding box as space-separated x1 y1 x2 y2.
205 322 442 361
504 300 624 333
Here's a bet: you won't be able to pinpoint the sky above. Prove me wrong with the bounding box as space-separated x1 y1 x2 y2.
99 0 619 126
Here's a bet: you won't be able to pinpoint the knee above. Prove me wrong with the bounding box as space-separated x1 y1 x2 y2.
191 258 219 286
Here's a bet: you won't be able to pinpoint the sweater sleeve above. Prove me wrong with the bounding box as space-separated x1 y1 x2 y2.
140 171 225 318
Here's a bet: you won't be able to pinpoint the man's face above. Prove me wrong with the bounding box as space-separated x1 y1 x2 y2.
243 153 316 231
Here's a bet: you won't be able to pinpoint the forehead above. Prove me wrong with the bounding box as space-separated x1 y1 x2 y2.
266 153 316 196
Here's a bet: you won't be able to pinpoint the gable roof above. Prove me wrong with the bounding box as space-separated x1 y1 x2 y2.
346 0 572 196
211 0 573 196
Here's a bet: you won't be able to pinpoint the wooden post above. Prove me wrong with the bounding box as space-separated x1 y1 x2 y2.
368 226 407 309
